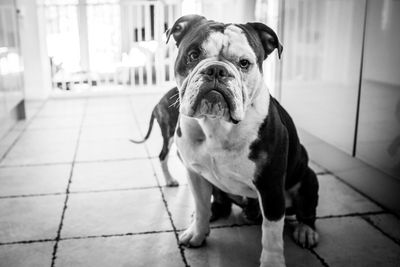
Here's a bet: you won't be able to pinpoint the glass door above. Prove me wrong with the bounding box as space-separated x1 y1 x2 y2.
356 0 400 180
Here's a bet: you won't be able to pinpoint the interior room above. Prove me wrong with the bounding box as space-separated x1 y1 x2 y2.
0 0 399 266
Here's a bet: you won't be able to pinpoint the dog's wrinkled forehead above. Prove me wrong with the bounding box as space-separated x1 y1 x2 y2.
202 25 260 63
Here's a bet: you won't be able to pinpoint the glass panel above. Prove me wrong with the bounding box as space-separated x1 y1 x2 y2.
357 0 400 179
280 0 366 154
0 0 24 118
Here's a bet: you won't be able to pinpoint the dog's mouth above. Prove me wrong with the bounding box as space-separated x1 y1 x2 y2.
190 88 238 123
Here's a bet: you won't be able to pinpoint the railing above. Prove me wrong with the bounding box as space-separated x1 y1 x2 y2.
39 0 181 91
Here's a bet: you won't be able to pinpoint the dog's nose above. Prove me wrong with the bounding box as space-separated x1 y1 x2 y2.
203 65 229 79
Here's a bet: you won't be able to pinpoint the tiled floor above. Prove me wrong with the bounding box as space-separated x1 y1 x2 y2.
0 94 399 267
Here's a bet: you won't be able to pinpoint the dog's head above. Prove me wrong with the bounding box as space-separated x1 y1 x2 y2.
167 15 282 123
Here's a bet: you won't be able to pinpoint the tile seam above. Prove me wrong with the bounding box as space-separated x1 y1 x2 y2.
50 98 89 267
362 215 400 247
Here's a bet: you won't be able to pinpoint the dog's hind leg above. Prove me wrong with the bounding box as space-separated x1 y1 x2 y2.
210 186 232 222
159 136 179 187
292 166 319 248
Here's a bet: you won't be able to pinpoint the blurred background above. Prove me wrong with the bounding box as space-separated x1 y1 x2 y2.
0 0 399 213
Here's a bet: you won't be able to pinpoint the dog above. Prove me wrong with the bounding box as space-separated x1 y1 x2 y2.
130 87 262 223
130 87 180 187
166 15 319 266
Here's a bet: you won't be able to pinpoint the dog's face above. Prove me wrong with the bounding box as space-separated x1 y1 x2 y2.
167 15 282 123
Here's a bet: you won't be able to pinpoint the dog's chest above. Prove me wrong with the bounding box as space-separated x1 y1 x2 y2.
176 117 262 198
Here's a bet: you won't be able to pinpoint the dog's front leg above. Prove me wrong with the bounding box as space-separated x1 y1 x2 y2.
253 160 287 266
255 176 286 267
179 168 212 247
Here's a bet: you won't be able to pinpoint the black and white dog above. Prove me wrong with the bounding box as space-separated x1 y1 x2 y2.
130 87 261 222
167 15 319 266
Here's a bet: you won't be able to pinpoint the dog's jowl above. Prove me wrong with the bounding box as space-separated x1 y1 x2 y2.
168 15 319 267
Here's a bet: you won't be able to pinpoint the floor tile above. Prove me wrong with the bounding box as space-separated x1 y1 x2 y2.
75 139 147 162
1 143 76 166
317 174 382 217
0 164 70 196
0 195 64 243
83 113 136 127
0 241 54 267
56 232 184 267
86 98 131 116
314 217 400 267
37 100 85 118
15 128 80 145
70 159 157 192
0 129 79 166
364 214 400 244
27 116 82 130
185 225 322 267
80 124 141 141
61 189 172 238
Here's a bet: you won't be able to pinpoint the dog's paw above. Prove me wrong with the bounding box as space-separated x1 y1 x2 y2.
293 223 319 248
166 179 179 187
260 251 286 267
260 261 286 267
179 223 209 247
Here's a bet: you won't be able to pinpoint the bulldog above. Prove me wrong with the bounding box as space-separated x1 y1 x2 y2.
167 15 319 266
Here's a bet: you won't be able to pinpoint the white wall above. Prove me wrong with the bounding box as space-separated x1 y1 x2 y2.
17 0 51 100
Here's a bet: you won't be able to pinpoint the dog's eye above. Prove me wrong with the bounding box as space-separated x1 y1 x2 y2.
239 59 250 69
188 50 200 62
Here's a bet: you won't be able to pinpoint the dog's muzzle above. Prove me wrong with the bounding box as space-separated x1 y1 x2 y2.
189 64 241 123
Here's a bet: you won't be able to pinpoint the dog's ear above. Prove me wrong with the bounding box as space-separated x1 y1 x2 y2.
246 22 283 59
166 14 206 47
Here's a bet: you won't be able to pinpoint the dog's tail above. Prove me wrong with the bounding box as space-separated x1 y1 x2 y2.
130 113 155 144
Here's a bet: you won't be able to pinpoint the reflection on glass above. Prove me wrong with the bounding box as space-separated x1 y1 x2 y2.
280 0 366 154
0 1 24 121
357 0 400 179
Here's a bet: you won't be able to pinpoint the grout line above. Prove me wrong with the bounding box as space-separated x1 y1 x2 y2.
316 211 388 220
0 238 55 246
0 155 151 168
0 184 188 200
50 98 89 267
0 100 48 164
315 171 330 176
308 248 330 267
0 192 65 199
362 215 400 247
0 161 72 168
0 230 176 246
129 99 190 267
59 229 176 241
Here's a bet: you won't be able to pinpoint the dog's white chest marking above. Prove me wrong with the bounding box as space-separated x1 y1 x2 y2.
179 117 258 198
176 90 270 198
